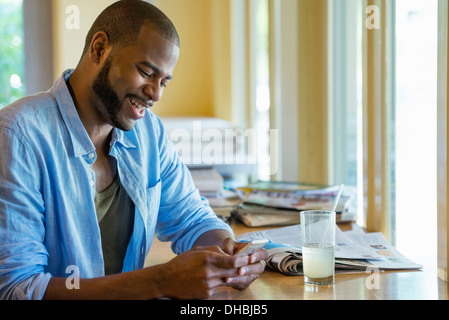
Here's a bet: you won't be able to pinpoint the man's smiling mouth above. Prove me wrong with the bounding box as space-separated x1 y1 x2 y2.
127 96 154 120
129 96 153 111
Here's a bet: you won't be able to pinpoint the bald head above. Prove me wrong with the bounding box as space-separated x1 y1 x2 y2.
82 0 179 57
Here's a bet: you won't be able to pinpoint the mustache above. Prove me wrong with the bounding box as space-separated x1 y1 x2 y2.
126 94 154 107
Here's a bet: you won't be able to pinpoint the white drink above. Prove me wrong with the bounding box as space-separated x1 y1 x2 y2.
302 244 335 280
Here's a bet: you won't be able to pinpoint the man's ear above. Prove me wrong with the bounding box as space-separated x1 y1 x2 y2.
88 31 110 64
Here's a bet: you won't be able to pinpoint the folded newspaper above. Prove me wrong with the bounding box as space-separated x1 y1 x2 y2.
237 224 422 276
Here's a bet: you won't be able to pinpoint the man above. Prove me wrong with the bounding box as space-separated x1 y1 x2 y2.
0 0 267 300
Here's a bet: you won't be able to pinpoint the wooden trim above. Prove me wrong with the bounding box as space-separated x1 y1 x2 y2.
24 0 54 94
437 0 449 283
296 0 329 185
362 0 394 236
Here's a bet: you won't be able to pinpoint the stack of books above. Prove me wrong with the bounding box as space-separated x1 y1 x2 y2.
189 167 242 222
189 167 224 197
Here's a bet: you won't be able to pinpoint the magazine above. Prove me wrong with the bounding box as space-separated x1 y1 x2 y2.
243 188 351 212
231 184 358 227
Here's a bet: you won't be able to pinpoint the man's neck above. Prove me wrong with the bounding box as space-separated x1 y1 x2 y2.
66 70 113 152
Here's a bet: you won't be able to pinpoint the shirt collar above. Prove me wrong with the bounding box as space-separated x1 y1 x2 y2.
50 69 136 158
110 126 137 150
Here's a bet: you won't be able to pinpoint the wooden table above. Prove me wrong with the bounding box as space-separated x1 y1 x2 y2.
145 221 449 300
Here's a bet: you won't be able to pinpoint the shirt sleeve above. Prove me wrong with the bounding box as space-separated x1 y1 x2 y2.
153 117 234 254
0 127 52 300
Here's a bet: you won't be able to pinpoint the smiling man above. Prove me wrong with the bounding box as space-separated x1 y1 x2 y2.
0 0 267 300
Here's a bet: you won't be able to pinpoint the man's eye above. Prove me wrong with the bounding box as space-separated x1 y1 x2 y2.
137 66 152 78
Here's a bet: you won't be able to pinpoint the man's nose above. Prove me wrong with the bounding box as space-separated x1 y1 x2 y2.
143 81 162 103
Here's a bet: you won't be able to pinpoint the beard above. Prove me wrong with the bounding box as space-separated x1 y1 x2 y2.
92 56 128 131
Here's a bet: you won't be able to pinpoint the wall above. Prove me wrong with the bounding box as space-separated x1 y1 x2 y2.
152 0 216 118
52 0 114 79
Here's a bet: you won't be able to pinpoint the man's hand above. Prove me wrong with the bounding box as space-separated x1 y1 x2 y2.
155 239 268 299
221 238 268 290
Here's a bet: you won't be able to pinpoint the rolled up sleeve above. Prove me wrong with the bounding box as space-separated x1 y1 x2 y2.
0 127 51 300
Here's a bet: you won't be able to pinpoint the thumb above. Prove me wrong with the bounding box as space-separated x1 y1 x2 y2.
221 237 237 255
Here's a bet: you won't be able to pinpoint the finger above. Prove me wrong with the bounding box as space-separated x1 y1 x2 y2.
197 277 227 299
206 276 228 288
238 259 266 276
248 248 269 264
225 273 260 290
208 264 241 280
211 252 250 270
224 259 266 289
201 253 247 280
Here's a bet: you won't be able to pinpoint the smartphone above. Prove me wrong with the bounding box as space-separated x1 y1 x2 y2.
235 239 269 257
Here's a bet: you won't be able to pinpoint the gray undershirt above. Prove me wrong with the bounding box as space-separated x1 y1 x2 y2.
95 174 134 275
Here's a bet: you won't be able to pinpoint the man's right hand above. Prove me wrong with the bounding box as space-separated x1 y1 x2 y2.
153 245 251 299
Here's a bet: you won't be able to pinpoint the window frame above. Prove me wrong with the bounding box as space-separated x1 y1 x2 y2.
437 0 449 282
23 0 54 95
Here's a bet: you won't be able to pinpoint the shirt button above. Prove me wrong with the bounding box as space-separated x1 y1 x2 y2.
90 180 95 187
88 153 95 159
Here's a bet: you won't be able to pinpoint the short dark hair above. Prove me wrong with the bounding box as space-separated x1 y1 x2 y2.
81 0 180 57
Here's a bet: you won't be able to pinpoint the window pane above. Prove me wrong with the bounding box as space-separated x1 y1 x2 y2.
252 0 271 181
330 0 364 224
0 0 25 109
394 0 437 267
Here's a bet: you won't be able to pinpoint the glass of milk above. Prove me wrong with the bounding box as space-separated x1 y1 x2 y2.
300 210 336 286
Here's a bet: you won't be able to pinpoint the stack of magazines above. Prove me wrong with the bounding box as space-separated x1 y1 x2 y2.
237 224 422 276
231 182 358 227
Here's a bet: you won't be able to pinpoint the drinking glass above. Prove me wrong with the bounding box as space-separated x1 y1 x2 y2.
300 210 336 286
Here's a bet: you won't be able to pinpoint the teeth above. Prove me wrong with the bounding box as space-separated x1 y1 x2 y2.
130 98 146 110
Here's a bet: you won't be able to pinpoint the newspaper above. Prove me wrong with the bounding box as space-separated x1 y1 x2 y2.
237 224 422 276
232 185 359 227
244 188 352 213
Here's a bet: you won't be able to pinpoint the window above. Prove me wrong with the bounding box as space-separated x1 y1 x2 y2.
250 0 271 181
0 0 25 109
394 0 438 267
329 0 364 224
331 1 438 267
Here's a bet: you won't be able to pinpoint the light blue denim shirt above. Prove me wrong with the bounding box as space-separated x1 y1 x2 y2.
0 70 233 300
